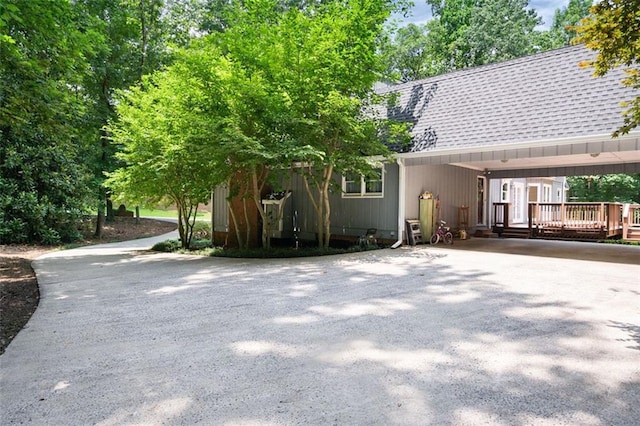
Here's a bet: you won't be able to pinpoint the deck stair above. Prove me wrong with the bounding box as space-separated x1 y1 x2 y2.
474 228 497 238
625 227 640 242
499 227 530 239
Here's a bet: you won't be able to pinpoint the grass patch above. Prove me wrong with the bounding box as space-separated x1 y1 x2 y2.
151 239 382 258
601 239 640 246
138 208 208 220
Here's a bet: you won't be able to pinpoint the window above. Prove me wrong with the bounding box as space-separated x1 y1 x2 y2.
543 184 552 202
342 168 384 198
501 180 511 202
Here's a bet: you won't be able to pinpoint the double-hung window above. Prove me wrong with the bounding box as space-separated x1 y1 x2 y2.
342 168 384 198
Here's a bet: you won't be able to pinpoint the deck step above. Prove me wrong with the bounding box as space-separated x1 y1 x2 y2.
493 227 530 239
474 229 497 238
626 227 640 241
501 231 530 239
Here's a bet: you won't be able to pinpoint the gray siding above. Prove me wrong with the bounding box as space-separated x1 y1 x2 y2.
404 164 480 229
289 163 400 241
213 185 229 233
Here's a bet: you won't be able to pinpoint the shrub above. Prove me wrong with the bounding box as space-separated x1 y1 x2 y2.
192 221 212 241
152 239 182 252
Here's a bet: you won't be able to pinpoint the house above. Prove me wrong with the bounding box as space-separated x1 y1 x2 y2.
213 44 640 245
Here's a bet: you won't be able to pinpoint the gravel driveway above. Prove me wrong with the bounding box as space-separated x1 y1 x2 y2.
1 234 638 425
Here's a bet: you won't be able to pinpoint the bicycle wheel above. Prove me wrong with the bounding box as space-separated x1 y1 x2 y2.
444 232 454 245
430 233 439 245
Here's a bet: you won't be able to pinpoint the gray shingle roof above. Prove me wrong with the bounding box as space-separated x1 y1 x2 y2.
376 44 637 153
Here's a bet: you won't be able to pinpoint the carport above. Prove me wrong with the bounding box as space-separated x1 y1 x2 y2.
385 44 640 243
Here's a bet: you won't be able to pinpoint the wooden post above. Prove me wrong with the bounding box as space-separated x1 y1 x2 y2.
622 203 630 240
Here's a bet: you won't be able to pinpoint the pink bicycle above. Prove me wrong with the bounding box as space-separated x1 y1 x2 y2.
430 220 454 245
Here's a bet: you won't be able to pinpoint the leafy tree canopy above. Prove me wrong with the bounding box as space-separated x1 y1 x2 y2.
568 174 640 203
574 0 640 136
549 0 593 46
0 0 99 244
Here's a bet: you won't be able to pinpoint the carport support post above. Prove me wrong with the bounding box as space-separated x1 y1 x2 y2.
622 203 630 240
394 157 406 247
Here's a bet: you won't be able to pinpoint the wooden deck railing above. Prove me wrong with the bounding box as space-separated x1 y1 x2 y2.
492 202 509 234
491 202 640 240
528 202 623 238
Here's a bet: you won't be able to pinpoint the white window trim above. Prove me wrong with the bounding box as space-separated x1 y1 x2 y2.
500 179 511 203
342 168 384 198
543 184 552 202
513 182 525 223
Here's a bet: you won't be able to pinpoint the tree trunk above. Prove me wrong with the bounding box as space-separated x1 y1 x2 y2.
227 198 245 249
243 197 251 249
176 201 186 248
251 169 268 249
301 170 323 248
321 164 334 248
94 205 104 238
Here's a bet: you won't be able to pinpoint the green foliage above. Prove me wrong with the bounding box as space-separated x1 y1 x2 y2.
74 0 177 238
271 0 401 247
106 47 229 248
567 174 640 203
462 0 541 66
430 0 541 69
151 239 182 252
0 0 96 244
603 239 640 246
380 23 441 82
192 221 212 241
549 0 593 46
384 0 546 80
574 0 640 136
150 238 381 257
383 0 594 82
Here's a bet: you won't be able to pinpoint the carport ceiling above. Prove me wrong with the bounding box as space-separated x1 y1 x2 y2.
453 150 640 173
401 132 640 178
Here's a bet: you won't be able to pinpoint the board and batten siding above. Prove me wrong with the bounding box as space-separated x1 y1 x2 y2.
289 163 400 241
404 164 481 229
212 185 229 233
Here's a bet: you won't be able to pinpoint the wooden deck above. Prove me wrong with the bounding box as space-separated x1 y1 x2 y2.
492 202 640 241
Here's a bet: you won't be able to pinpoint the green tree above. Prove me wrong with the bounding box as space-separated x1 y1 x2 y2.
106 48 227 248
549 0 593 46
574 0 640 136
0 0 98 244
568 174 640 203
278 0 399 248
380 23 443 82
387 0 544 77
425 0 475 71
463 0 542 66
74 0 171 236
108 0 408 250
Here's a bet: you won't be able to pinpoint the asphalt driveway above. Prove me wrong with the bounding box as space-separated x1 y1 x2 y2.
1 234 639 425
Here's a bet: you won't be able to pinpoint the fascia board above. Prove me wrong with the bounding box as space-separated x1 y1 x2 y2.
396 132 640 160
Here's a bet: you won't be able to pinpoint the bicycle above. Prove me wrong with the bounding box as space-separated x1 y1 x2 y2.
430 220 454 245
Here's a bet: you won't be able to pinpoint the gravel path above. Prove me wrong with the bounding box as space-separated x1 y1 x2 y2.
1 235 638 425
